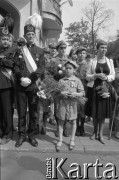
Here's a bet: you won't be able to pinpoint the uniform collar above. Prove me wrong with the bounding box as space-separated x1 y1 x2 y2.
27 43 35 48
63 75 76 80
77 60 86 65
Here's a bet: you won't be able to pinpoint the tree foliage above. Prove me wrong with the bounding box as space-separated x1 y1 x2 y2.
83 0 113 51
65 18 92 50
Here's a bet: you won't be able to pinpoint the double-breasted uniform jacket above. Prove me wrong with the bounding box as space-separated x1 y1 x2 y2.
0 46 14 89
13 44 45 91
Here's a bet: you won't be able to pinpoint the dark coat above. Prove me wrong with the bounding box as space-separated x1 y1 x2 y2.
13 44 45 91
0 47 14 89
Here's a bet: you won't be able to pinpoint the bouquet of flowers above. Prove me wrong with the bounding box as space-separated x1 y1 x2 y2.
96 81 110 98
36 71 65 100
37 70 87 106
17 37 27 47
62 92 87 106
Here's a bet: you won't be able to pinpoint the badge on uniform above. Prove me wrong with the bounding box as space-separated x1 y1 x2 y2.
19 54 23 58
70 81 75 88
36 54 39 61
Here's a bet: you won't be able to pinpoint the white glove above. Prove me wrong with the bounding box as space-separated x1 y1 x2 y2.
101 92 110 98
20 77 31 87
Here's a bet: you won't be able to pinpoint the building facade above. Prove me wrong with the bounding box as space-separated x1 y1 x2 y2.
0 0 63 46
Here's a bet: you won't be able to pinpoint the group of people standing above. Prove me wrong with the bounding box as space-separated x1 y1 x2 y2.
0 20 118 151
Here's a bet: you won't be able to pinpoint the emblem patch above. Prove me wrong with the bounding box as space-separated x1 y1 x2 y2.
2 27 8 35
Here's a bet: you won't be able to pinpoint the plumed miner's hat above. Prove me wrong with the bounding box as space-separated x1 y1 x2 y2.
24 24 35 35
0 14 14 37
0 27 10 37
24 13 42 35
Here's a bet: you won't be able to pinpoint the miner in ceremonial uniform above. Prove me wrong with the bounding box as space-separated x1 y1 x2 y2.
0 27 14 144
14 24 45 147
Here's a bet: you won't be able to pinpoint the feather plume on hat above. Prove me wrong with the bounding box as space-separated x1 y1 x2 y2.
0 14 14 34
25 13 42 29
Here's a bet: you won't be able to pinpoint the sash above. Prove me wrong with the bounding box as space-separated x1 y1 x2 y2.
21 45 37 73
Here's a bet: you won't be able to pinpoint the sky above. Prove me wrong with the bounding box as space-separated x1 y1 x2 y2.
59 0 119 53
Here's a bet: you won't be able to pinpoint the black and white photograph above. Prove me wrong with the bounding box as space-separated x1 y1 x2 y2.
0 0 119 179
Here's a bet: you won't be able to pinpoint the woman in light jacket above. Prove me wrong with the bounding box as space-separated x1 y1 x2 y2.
86 40 115 144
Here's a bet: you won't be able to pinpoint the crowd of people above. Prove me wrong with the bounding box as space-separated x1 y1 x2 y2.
0 21 119 152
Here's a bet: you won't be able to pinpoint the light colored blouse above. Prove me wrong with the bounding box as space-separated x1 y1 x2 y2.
86 57 115 87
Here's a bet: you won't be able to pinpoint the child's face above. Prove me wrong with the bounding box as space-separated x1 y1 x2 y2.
77 50 87 62
65 63 75 77
0 36 10 48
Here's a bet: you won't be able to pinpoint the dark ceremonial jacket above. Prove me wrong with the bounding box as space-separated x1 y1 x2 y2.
0 46 14 89
13 44 45 91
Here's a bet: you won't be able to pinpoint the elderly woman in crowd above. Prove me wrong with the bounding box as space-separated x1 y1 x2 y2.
86 40 115 144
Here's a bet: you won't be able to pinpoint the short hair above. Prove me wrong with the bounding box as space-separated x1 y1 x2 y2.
96 39 107 50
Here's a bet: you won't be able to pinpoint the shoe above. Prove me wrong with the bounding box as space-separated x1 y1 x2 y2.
29 137 38 147
15 137 25 148
49 118 56 126
69 140 75 150
1 135 12 145
56 141 62 152
41 126 46 135
80 128 85 137
90 134 98 140
115 132 119 139
99 136 105 144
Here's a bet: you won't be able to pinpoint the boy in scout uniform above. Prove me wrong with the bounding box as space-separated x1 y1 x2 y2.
14 24 45 147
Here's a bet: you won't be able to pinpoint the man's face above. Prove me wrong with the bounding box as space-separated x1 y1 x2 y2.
77 50 87 62
0 36 10 48
50 47 56 55
57 46 66 55
24 32 36 44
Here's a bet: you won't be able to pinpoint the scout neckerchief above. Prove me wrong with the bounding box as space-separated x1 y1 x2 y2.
21 45 37 73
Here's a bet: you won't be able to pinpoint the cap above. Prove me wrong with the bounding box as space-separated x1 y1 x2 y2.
76 47 87 55
49 43 56 49
24 24 35 35
0 27 10 37
56 40 67 50
44 47 50 53
64 59 78 69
